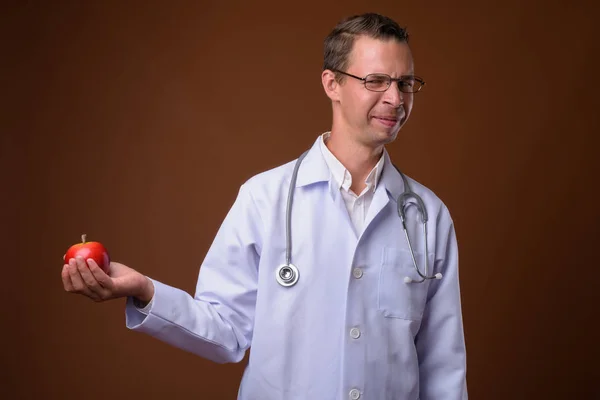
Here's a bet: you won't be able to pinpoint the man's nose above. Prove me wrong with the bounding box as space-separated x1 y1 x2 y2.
383 83 404 107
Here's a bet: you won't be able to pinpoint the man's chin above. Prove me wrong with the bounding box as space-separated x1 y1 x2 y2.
377 124 402 142
366 130 399 148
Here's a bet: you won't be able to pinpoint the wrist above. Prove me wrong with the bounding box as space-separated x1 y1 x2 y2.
135 276 154 304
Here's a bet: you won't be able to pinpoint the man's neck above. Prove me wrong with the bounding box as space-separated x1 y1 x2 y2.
325 130 384 194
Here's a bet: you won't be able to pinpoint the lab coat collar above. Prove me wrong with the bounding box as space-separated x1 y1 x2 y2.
295 135 407 203
319 132 384 194
295 136 332 188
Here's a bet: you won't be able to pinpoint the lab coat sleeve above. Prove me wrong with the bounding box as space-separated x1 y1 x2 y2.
124 182 262 364
415 204 468 400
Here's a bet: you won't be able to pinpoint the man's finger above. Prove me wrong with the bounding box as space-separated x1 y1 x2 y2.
87 259 114 291
61 264 74 292
67 258 84 288
68 258 99 300
77 258 104 295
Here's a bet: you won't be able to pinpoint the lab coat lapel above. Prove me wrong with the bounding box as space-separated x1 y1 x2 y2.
363 149 405 231
330 178 359 239
295 136 358 239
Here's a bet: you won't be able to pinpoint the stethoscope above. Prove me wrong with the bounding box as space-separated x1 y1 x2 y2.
276 150 443 287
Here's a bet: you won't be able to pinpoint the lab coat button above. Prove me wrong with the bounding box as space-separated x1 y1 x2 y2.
350 327 361 339
352 268 363 279
349 388 361 399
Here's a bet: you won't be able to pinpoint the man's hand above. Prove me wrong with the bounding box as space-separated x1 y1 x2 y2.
61 256 154 303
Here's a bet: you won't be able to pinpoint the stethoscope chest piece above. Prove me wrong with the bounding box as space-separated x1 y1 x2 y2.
276 263 299 287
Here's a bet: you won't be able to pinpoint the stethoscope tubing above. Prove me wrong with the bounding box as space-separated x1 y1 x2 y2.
277 150 442 287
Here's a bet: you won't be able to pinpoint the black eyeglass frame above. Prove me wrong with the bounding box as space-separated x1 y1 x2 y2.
332 69 426 93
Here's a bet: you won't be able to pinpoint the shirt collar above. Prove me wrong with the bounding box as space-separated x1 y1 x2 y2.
319 131 385 193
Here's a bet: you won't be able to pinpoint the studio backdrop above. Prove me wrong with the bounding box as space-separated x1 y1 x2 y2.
2 1 598 399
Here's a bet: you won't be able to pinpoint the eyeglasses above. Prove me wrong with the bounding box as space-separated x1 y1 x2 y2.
333 69 426 93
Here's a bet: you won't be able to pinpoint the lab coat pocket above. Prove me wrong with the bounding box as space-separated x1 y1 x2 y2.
378 247 430 321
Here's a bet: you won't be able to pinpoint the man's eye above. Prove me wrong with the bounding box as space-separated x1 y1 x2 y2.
368 78 386 84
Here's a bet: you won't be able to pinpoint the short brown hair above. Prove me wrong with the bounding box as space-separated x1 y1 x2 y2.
323 13 410 81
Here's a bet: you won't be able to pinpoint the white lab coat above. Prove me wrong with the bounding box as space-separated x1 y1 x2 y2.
126 135 468 399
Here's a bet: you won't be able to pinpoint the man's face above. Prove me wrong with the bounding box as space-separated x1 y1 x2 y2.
335 36 415 148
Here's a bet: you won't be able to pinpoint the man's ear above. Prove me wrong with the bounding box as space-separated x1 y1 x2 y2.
321 69 340 102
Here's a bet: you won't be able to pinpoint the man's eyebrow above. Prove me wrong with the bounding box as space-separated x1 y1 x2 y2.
380 73 416 78
369 72 416 77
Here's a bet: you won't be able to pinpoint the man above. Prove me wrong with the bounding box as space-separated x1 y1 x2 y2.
62 13 468 399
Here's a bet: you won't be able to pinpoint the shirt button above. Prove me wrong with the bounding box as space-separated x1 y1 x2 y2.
350 327 361 339
352 267 363 279
349 388 361 399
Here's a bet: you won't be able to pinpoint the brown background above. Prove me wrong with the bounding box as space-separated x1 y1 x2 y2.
2 0 599 399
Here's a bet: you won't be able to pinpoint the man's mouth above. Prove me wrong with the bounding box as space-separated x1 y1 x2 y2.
373 115 401 127
376 116 398 122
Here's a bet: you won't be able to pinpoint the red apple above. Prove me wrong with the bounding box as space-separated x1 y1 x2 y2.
65 234 110 274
